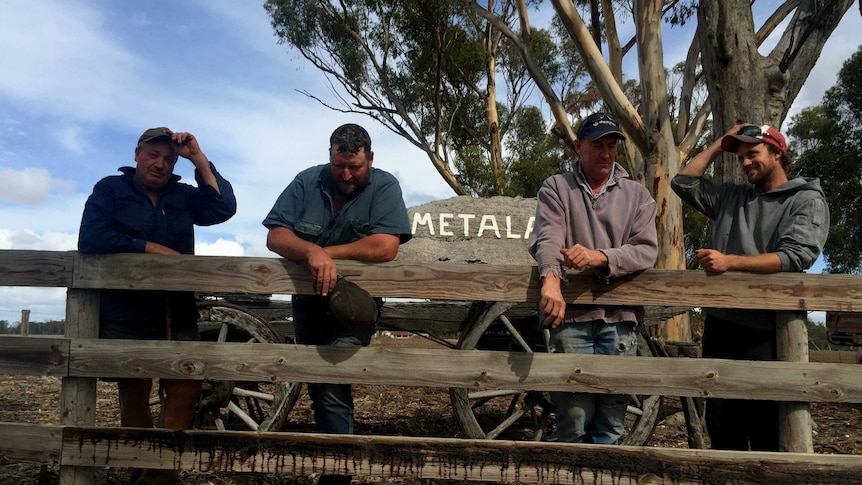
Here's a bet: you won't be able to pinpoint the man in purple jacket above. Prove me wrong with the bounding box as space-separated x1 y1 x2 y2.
528 112 658 444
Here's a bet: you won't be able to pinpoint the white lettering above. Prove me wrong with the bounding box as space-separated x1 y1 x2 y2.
410 211 535 239
505 216 520 239
439 213 454 236
478 215 501 238
457 214 476 237
412 212 434 235
524 216 535 239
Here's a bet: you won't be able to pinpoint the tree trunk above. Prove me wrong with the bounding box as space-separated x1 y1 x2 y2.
698 0 854 184
636 0 689 341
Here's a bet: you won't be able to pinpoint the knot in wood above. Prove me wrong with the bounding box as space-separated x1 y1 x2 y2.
179 360 200 375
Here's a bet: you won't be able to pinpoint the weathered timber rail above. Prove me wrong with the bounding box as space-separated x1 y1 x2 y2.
2 249 862 484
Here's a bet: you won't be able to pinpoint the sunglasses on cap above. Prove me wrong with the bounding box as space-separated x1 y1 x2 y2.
739 125 779 143
587 113 619 124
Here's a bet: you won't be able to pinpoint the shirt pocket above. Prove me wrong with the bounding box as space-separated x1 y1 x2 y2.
162 200 195 239
348 219 373 239
113 196 149 238
295 219 324 239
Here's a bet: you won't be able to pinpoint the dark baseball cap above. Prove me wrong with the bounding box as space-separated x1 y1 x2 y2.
327 276 379 328
137 127 172 146
721 125 788 154
576 112 626 141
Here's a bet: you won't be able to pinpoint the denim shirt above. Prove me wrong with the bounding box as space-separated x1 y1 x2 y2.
79 163 236 255
262 164 412 246
77 162 237 324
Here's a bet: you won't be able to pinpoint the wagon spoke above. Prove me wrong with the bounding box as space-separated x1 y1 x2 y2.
486 406 529 440
467 389 522 400
226 401 259 430
234 386 275 402
499 315 532 353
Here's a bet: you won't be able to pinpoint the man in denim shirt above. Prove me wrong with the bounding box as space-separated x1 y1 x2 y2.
79 127 236 484
263 123 411 485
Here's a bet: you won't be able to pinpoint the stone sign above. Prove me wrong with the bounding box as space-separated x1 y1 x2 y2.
396 195 538 266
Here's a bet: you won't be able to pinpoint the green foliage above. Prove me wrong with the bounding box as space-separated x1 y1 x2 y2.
265 0 588 197
0 319 64 335
788 45 862 274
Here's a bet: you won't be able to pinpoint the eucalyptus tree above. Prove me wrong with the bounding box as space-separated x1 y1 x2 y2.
788 45 862 274
265 0 580 196
470 0 856 339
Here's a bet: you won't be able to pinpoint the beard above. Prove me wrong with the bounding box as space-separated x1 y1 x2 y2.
335 170 371 197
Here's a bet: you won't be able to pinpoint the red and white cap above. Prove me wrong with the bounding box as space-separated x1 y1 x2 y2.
721 125 788 154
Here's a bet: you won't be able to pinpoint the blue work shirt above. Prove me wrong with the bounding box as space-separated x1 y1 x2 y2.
78 163 236 328
262 164 412 246
79 163 236 255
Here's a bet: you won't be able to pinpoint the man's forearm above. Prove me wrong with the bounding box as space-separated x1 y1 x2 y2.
324 233 401 262
266 227 319 262
727 253 783 273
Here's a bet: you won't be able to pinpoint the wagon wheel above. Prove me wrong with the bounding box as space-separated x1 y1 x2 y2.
150 301 302 432
449 301 661 445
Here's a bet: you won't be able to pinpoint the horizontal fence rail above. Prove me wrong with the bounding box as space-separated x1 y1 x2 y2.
1 250 861 311
2 336 862 403
2 249 862 484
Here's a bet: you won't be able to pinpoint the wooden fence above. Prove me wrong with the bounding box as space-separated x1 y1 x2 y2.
1 249 862 484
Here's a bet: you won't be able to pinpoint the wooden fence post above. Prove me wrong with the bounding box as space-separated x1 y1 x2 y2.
776 310 813 453
60 288 99 484
20 309 30 336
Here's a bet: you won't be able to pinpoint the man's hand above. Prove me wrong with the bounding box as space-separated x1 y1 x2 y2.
144 242 180 255
695 248 730 274
560 244 607 270
168 131 204 161
167 130 220 193
306 246 338 296
539 273 566 328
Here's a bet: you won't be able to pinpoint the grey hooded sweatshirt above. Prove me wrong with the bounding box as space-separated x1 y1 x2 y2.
671 174 830 329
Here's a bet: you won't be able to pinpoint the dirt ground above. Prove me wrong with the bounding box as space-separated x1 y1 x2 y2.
1 338 861 484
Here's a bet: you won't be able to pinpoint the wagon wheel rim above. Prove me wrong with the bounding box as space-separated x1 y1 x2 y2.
150 301 301 432
449 301 661 444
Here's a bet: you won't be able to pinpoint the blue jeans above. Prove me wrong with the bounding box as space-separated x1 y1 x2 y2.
292 295 377 435
549 320 637 444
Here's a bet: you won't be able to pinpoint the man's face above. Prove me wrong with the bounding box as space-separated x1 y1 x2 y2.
329 146 373 197
574 134 619 186
134 140 178 193
736 142 782 189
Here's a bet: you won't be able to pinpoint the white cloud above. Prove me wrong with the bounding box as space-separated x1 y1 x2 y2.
0 0 141 121
196 238 245 256
0 168 72 204
0 228 77 250
55 125 87 155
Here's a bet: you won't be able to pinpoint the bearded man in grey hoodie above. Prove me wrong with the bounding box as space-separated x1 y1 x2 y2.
671 123 829 452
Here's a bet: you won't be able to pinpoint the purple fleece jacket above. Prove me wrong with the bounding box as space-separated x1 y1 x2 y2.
528 161 658 324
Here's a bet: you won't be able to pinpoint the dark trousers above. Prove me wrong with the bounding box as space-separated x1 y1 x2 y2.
702 314 779 451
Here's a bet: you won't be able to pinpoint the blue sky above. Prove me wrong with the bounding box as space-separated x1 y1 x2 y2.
0 0 859 323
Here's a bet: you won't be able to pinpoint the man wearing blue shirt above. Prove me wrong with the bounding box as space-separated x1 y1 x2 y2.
263 123 411 485
79 127 236 484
